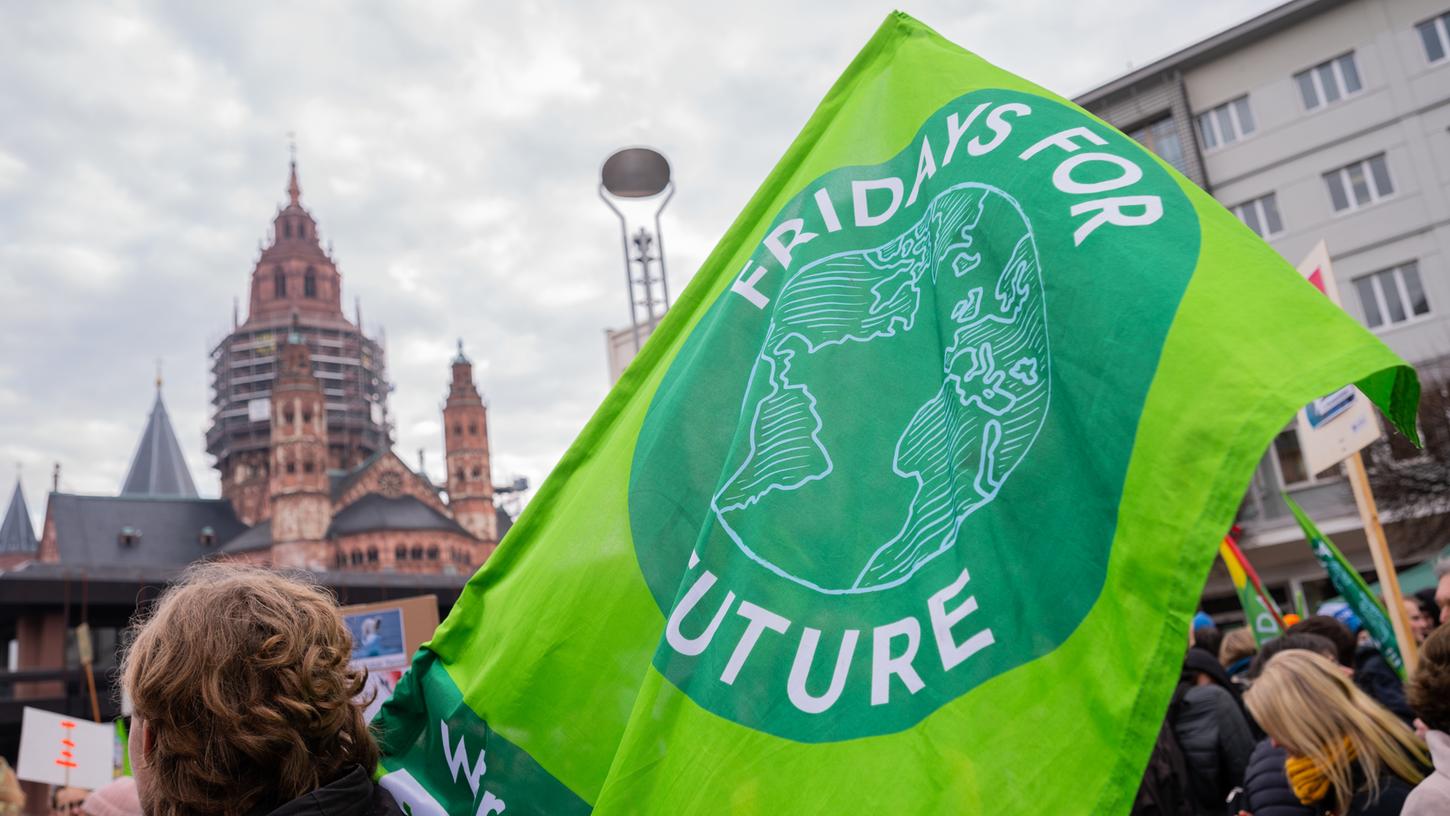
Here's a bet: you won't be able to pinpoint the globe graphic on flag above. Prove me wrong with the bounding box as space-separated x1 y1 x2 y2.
712 183 1052 594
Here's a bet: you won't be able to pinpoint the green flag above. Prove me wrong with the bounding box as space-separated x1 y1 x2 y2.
374 13 1418 814
1286 496 1406 679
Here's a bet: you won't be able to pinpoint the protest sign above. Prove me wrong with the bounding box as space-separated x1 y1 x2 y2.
16 707 113 791
340 595 437 722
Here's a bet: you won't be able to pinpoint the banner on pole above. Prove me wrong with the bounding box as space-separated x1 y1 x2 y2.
1219 536 1285 645
1287 495 1405 679
16 707 114 791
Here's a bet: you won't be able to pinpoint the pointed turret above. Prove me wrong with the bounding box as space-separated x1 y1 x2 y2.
121 384 199 498
444 340 496 542
287 158 302 206
0 479 37 554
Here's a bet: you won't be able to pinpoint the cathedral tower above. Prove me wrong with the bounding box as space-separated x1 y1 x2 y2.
208 156 391 525
443 341 496 541
268 322 333 569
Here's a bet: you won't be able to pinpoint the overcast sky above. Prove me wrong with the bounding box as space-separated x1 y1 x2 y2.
0 0 1285 527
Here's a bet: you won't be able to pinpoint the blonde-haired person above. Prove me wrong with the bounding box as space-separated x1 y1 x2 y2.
122 563 402 816
1244 650 1427 816
1404 624 1450 814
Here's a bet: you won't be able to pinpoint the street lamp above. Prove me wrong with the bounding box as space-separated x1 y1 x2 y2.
599 147 674 353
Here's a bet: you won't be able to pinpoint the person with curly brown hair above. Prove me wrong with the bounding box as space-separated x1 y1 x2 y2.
121 563 401 816
1405 624 1450 814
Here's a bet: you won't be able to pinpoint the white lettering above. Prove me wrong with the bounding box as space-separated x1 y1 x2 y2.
814 188 844 233
787 627 859 714
731 260 771 310
927 569 995 671
1052 152 1143 195
764 218 819 270
477 792 506 816
852 178 904 227
871 616 925 706
1069 195 1163 246
967 103 1031 157
440 721 488 797
943 102 991 166
905 136 938 207
1018 126 1107 161
721 601 790 685
666 569 736 656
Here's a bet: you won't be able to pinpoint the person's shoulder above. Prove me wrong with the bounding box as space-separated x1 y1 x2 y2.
1402 769 1450 816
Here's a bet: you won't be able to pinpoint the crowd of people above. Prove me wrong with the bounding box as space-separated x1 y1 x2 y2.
1135 561 1450 816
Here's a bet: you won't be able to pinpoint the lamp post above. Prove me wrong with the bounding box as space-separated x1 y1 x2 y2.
599 147 674 353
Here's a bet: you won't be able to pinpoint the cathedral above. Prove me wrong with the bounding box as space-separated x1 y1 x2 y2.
0 158 505 576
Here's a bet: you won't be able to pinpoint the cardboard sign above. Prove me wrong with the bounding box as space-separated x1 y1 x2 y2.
340 595 438 722
16 707 114 790
1294 241 1383 476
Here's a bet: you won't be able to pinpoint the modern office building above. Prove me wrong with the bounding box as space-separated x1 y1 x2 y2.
1076 0 1450 613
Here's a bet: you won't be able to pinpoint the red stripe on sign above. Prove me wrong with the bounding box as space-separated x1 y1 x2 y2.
60 721 77 728
54 760 78 768
62 739 75 747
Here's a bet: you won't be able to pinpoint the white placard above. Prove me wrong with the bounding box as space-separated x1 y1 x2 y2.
1294 241 1383 475
16 707 114 790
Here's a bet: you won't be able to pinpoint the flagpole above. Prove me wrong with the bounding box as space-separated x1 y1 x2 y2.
1344 450 1419 672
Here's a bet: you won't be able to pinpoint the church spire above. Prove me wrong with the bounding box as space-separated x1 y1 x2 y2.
121 385 199 498
0 476 37 554
287 159 301 207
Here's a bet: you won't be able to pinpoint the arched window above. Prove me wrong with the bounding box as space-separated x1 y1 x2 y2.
367 547 378 564
302 459 314 474
411 545 424 561
453 423 463 437
273 266 286 297
426 546 439 561
285 461 296 474
395 545 406 561
304 267 317 298
468 423 478 435
335 552 345 568
284 221 293 238
351 550 363 565
456 468 465 483
471 466 482 479
299 222 307 239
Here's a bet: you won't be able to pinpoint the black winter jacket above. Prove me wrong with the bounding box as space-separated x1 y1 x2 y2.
1312 765 1417 816
264 766 404 816
1354 646 1414 724
1242 739 1316 816
1172 683 1256 813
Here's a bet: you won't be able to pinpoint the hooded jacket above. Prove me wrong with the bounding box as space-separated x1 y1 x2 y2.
264 767 403 816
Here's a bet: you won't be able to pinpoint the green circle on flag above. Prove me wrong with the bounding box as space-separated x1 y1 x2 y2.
629 88 1200 741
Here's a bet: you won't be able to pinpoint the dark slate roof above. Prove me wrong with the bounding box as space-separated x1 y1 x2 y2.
0 481 38 553
121 391 199 498
495 506 513 541
328 494 469 537
219 519 272 554
47 493 246 568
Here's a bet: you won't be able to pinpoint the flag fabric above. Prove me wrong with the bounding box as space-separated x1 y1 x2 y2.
1286 496 1406 679
373 12 1419 814
1219 536 1285 645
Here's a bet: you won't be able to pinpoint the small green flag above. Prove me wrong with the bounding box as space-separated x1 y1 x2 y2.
1286 495 1406 679
374 13 1418 814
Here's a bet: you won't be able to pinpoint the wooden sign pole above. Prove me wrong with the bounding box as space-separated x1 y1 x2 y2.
1344 450 1419 673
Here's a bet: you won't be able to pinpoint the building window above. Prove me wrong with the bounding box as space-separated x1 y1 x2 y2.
299 222 307 239
284 221 293 238
199 526 216 547
351 550 363 565
411 545 424 560
1195 96 1255 150
1126 116 1187 174
1355 262 1431 329
303 459 314 474
286 461 296 474
456 468 466 483
335 552 346 568
1324 154 1393 212
395 544 407 560
367 547 378 564
453 423 463 437
304 267 317 298
1294 52 1362 111
1417 11 1450 63
118 526 142 547
426 546 439 561
1230 193 1284 238
273 266 286 298
468 422 479 435
471 466 482 478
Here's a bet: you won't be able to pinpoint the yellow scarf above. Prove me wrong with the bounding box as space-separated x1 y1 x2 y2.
1285 739 1357 806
